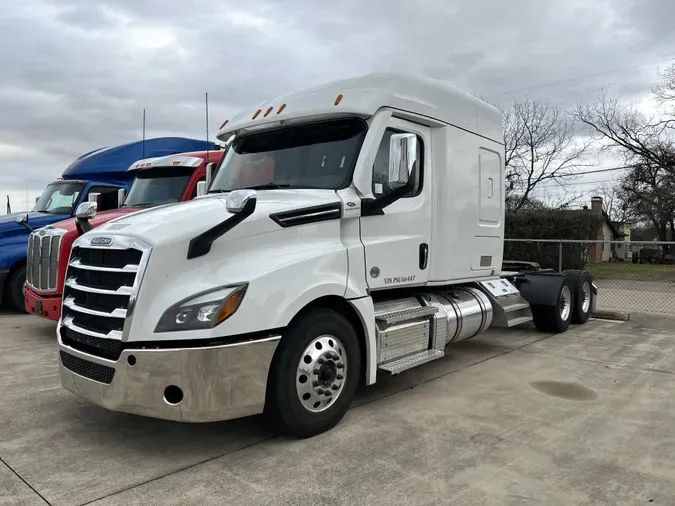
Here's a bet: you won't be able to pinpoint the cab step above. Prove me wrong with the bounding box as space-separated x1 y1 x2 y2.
477 280 533 328
375 305 438 325
379 349 444 375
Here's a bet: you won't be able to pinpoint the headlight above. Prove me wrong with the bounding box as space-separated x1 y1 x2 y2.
155 284 247 332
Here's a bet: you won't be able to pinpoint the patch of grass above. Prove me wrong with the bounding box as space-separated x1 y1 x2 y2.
585 262 675 282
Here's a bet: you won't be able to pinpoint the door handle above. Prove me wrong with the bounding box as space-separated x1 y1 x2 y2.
419 243 429 270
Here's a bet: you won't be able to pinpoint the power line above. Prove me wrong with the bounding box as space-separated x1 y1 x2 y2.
509 166 632 188
557 165 634 177
545 78 660 103
486 56 675 98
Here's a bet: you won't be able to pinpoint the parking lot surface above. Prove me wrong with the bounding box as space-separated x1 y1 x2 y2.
2 311 675 505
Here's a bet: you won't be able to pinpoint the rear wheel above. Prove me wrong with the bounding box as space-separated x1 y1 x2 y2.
265 308 361 438
5 266 26 313
531 278 573 333
563 270 594 324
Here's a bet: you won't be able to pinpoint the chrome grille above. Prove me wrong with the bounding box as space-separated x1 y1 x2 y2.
60 235 151 357
26 228 65 292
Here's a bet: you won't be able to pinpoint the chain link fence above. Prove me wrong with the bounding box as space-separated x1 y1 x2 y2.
505 239 675 315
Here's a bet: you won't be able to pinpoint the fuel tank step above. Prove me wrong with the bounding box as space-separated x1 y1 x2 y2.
379 349 444 375
375 306 438 325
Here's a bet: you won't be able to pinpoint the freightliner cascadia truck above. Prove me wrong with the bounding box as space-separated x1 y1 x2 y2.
0 137 214 312
56 73 597 438
24 149 225 321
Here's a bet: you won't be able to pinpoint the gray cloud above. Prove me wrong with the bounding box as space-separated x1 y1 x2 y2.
1 0 673 208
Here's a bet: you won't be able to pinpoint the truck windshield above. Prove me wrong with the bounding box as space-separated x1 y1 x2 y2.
33 182 85 214
209 118 367 192
123 166 194 207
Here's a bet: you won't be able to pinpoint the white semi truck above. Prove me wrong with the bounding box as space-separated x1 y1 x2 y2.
57 73 597 437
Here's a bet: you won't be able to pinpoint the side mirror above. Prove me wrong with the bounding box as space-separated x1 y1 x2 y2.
388 133 418 189
75 201 97 236
16 213 33 231
205 162 216 190
117 189 126 208
76 201 97 220
226 189 257 213
196 181 207 197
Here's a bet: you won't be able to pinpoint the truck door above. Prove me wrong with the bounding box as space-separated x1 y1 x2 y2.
359 118 432 290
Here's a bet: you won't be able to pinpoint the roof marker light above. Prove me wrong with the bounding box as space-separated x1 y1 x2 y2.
264 106 274 117
277 103 286 114
173 161 181 165
334 94 343 106
252 109 262 120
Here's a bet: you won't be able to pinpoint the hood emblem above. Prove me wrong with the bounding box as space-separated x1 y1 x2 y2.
91 237 113 247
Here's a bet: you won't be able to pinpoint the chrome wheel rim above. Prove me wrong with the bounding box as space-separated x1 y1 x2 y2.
581 281 591 313
296 335 347 413
560 285 572 321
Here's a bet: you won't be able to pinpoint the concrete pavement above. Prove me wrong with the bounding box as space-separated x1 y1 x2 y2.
1 311 675 505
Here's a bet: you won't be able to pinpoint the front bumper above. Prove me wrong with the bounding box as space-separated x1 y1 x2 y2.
57 329 280 422
25 287 62 321
0 269 8 305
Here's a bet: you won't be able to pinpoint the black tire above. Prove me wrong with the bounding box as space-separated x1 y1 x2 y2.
265 307 361 438
562 270 594 324
5 266 26 313
531 277 574 333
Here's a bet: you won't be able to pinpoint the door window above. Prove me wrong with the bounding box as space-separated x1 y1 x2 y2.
86 186 121 212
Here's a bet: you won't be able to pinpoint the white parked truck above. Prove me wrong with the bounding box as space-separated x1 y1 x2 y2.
57 73 597 437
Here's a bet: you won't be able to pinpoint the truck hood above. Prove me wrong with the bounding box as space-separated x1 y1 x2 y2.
47 207 144 234
0 211 66 237
94 190 342 246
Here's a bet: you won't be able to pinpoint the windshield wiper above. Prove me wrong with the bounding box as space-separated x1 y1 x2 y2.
241 183 292 190
122 202 156 208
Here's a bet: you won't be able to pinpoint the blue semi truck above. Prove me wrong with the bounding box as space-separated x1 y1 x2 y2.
0 137 215 312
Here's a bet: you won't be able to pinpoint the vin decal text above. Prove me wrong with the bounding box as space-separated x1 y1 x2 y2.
384 275 416 285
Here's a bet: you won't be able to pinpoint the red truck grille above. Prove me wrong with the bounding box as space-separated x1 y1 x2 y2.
26 228 65 292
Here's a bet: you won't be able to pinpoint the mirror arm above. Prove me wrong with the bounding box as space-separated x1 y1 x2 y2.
75 218 93 236
19 222 34 232
361 178 415 217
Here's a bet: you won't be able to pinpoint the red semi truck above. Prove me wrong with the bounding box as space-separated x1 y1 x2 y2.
24 150 225 321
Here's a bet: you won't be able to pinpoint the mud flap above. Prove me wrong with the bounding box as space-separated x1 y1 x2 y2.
516 272 565 307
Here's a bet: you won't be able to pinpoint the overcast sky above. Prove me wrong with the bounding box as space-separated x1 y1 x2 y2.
1 0 673 211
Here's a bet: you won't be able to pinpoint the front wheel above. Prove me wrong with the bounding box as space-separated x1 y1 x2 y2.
531 278 574 333
6 266 27 313
265 308 361 438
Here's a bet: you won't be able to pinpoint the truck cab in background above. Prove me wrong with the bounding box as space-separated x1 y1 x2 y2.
0 137 215 312
24 149 225 321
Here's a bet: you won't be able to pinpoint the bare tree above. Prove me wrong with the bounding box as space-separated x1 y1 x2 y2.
618 161 675 245
594 183 626 222
574 87 675 245
654 63 675 105
503 98 592 211
574 90 673 169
